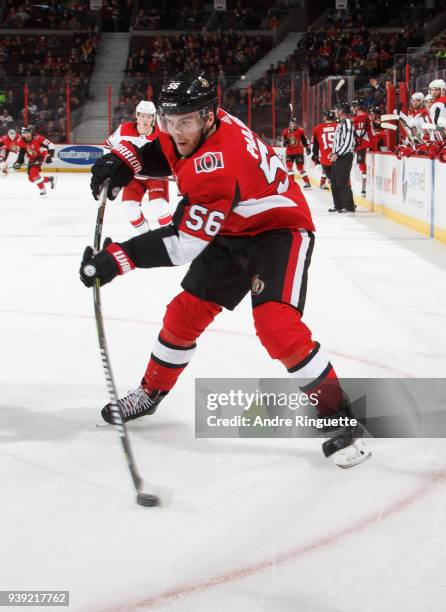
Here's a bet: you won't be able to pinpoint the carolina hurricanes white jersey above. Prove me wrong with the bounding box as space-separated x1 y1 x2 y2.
104 122 161 180
429 95 446 125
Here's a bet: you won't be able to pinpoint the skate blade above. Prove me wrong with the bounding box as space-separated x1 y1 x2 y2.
335 449 372 469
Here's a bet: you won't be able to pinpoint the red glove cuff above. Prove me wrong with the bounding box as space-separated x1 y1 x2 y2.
112 141 142 175
105 243 135 275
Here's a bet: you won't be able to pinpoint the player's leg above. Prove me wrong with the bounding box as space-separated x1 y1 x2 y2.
0 149 9 176
147 179 172 227
28 163 50 194
249 229 370 466
320 164 331 189
357 149 367 195
101 241 251 423
296 153 311 189
121 179 149 234
285 155 295 178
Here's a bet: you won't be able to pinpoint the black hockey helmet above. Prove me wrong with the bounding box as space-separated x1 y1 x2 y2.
335 102 351 116
351 99 365 110
21 125 33 134
369 106 381 116
322 109 335 121
158 72 218 116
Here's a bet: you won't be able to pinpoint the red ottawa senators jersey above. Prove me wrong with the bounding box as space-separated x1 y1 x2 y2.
17 134 53 162
369 126 386 152
312 121 337 166
281 126 307 154
123 108 315 267
1 133 20 152
353 112 373 149
104 122 161 179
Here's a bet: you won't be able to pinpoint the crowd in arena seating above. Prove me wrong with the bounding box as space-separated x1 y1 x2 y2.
0 31 98 141
101 0 133 32
293 26 424 85
132 0 294 32
0 31 98 77
125 33 271 78
134 0 209 31
0 74 92 141
0 0 96 29
327 0 446 29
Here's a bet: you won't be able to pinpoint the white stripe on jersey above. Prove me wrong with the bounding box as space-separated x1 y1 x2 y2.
105 127 151 149
232 194 296 218
289 347 330 380
152 338 196 365
290 231 311 307
162 230 208 265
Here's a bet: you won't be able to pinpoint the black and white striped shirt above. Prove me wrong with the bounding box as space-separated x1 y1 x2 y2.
332 117 355 156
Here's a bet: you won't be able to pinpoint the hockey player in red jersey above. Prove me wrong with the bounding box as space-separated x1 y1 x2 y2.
281 118 311 189
14 126 55 195
351 100 373 196
104 100 172 233
368 107 387 152
311 110 337 189
80 73 370 469
0 129 20 176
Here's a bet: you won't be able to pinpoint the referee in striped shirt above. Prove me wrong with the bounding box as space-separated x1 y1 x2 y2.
329 102 356 213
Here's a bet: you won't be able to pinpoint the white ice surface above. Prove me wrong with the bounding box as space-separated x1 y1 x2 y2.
1 173 446 612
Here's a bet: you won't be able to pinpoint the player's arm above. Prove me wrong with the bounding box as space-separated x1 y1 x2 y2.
90 139 172 200
311 128 320 161
81 175 238 287
103 127 120 150
281 130 289 147
41 138 55 163
14 146 26 167
301 131 311 155
366 117 374 142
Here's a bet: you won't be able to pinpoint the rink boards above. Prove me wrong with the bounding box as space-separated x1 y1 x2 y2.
303 149 446 245
351 152 446 244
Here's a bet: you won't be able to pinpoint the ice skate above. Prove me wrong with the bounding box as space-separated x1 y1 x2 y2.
101 386 168 424
321 400 371 468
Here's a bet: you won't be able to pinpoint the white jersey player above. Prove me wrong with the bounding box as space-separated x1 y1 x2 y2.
104 101 172 233
428 79 446 127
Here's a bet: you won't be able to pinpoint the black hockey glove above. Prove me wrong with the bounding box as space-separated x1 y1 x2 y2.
305 147 311 156
90 142 142 201
311 155 320 165
90 153 134 201
45 155 53 165
13 162 22 170
79 238 135 287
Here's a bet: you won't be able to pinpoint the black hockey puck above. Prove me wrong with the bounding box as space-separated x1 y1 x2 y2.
136 493 160 507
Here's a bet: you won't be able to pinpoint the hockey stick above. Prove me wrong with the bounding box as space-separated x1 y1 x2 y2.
393 110 420 147
335 79 346 104
92 181 161 508
138 173 176 182
380 122 398 131
381 114 399 121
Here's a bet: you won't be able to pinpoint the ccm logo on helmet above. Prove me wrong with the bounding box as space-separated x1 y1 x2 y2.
194 152 224 174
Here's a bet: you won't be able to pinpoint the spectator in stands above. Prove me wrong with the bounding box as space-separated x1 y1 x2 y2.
0 109 14 128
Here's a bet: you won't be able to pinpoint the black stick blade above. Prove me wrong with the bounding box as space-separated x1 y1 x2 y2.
137 493 160 507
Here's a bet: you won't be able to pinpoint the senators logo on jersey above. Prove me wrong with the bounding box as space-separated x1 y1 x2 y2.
194 151 224 174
